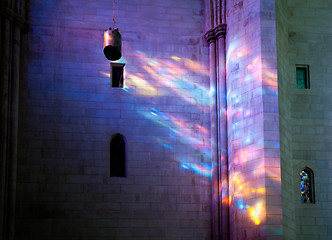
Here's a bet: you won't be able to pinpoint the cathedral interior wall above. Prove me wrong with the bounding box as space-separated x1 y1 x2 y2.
225 0 282 239
15 0 212 239
9 0 332 239
276 0 295 239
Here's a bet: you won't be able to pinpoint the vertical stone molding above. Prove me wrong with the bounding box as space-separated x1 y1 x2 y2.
216 33 229 240
204 23 228 240
209 39 220 240
206 0 226 31
0 1 26 239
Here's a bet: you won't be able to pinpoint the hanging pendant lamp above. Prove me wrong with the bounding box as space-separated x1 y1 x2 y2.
104 28 121 61
104 0 122 61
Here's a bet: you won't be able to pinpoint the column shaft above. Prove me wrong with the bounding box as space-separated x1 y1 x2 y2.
0 1 25 239
210 40 221 240
217 35 229 240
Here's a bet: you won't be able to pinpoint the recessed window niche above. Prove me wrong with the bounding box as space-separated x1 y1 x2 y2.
110 133 126 177
296 65 310 89
300 168 315 203
110 62 125 88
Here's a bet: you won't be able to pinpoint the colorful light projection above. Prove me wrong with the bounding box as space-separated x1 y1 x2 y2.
229 171 266 225
226 37 281 229
105 49 212 178
138 104 212 178
99 34 281 228
127 51 211 108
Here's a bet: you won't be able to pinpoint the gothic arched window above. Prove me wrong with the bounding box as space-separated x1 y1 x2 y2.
110 133 126 177
300 168 314 203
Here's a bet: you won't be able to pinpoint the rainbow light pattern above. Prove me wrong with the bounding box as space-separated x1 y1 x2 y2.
133 51 212 178
101 49 212 179
225 36 281 229
100 38 282 229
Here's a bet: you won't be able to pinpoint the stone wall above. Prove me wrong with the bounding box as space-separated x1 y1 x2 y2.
225 0 282 239
278 0 332 239
15 0 211 239
13 0 332 239
275 0 294 239
276 0 295 239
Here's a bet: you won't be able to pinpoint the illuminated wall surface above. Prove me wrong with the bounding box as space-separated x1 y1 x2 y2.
225 0 282 239
16 0 212 239
13 0 332 239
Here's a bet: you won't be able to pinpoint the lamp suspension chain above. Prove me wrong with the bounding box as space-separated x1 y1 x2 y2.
113 0 116 29
103 0 121 61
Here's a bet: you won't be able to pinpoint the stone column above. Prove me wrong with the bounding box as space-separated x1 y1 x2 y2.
204 0 228 239
210 39 220 240
0 1 26 239
205 28 220 239
204 21 228 240
0 16 12 240
216 25 229 240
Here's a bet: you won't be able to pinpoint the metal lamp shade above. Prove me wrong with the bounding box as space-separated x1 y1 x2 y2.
104 28 122 61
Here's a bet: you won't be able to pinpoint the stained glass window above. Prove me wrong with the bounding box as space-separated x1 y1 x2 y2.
296 65 310 89
300 169 314 203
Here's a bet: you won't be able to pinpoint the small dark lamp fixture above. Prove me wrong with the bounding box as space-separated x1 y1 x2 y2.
104 28 122 61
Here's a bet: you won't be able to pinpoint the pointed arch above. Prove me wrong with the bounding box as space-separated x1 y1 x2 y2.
110 133 126 177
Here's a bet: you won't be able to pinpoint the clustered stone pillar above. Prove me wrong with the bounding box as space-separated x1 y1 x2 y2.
207 32 220 240
204 0 228 239
0 1 26 239
215 24 229 240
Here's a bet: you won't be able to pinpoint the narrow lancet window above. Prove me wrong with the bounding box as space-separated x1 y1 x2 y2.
300 168 314 203
110 133 126 177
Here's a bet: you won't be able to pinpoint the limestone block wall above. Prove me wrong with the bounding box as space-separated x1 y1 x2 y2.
15 0 211 239
225 0 282 239
279 0 332 239
275 0 295 239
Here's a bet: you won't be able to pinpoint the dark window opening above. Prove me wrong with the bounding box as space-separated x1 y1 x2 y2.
110 133 126 177
111 62 125 88
296 65 310 89
300 168 315 203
